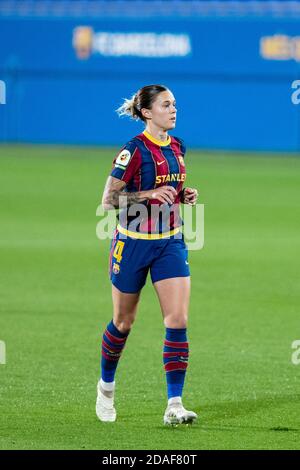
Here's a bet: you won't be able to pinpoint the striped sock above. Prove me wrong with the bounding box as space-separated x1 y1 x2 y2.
163 327 189 400
101 320 129 383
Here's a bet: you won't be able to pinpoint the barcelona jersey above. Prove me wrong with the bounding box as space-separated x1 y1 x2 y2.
110 130 186 235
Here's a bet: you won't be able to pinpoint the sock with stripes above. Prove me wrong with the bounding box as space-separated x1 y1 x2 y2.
163 327 189 400
101 320 129 383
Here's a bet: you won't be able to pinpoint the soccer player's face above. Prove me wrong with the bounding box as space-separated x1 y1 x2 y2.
148 91 177 131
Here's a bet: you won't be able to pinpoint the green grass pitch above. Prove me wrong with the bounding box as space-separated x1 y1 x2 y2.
0 144 299 450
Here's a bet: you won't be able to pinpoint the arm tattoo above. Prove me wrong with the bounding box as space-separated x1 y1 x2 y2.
106 189 148 209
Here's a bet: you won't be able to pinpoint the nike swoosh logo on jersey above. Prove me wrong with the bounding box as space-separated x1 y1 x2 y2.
157 160 165 166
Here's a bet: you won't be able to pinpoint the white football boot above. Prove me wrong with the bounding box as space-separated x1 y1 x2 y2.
164 397 198 426
96 379 116 422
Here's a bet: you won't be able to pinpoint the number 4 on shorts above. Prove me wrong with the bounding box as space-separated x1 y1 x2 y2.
113 241 125 264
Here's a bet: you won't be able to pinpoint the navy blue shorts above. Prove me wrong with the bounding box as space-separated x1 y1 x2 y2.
108 226 190 294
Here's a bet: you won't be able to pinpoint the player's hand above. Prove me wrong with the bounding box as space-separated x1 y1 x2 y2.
182 187 198 205
147 185 177 205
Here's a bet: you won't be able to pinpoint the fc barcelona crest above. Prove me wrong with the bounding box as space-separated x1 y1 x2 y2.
113 263 120 274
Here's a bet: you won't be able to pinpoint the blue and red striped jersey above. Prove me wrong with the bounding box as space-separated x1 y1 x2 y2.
110 130 187 234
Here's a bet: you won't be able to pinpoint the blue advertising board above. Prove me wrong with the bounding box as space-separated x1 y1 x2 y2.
0 16 299 151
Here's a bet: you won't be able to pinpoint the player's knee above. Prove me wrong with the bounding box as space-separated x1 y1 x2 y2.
114 316 135 334
164 313 188 329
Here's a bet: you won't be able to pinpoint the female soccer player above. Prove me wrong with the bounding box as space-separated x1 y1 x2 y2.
96 84 199 425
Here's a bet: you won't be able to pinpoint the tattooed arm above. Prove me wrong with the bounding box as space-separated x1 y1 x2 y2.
102 176 177 210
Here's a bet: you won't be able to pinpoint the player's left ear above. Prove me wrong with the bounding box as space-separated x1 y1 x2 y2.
141 108 152 120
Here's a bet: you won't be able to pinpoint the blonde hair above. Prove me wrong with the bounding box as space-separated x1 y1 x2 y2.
116 93 141 121
116 84 168 122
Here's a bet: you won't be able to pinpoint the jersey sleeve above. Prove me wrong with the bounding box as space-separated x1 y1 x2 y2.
110 140 141 184
174 136 186 156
